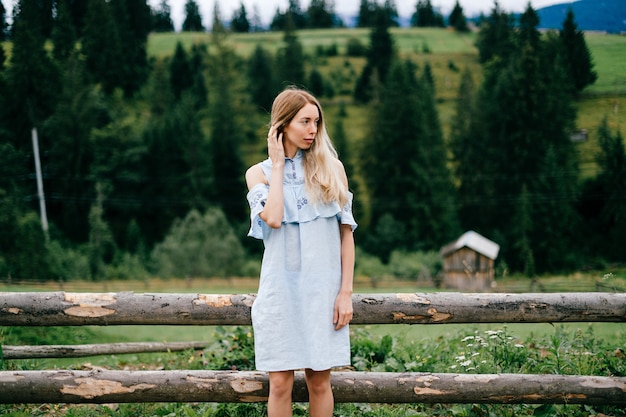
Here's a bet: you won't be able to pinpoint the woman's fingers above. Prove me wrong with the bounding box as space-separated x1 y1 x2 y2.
334 302 353 330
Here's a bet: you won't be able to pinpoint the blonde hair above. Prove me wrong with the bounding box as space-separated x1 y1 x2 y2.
270 87 349 207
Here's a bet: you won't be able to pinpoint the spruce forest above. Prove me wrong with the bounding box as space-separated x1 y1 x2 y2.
0 0 624 283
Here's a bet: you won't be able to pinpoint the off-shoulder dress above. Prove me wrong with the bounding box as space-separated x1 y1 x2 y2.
246 150 357 371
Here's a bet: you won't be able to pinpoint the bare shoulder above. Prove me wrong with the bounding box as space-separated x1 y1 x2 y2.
245 163 267 191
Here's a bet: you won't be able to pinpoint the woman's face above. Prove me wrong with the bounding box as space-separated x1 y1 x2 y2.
282 103 319 158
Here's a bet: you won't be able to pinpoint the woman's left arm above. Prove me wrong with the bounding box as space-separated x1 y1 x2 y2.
334 159 355 330
334 223 355 330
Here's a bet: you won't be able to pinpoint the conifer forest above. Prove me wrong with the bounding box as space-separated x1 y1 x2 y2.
0 0 624 283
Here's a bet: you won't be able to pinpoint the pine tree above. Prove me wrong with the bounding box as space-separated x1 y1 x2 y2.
512 184 535 277
248 44 275 112
147 58 175 116
332 114 351 179
448 0 468 32
211 1 226 39
412 62 460 249
357 0 376 28
308 68 324 97
382 0 399 27
276 14 305 87
286 0 307 29
471 5 579 272
422 61 434 91
270 0 306 31
0 43 6 115
354 8 395 103
82 0 124 94
4 0 60 149
231 3 250 33
109 0 151 97
169 42 193 100
136 94 210 245
361 60 457 260
15 0 54 39
208 37 248 224
518 4 540 50
189 43 208 109
65 0 89 38
182 0 204 32
152 0 174 32
581 119 626 262
331 113 363 223
450 67 490 231
560 8 597 94
51 0 77 62
42 51 110 242
411 0 443 27
307 0 334 28
475 2 514 64
532 144 581 271
0 1 7 41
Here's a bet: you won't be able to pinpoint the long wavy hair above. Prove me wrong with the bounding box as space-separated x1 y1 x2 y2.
270 87 349 207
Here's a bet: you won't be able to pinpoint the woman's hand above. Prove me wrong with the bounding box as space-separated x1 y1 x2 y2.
333 290 353 330
267 124 284 166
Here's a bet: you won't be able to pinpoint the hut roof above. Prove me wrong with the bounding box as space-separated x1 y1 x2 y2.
439 230 500 260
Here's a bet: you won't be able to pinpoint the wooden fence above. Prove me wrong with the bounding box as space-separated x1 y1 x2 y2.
1 291 625 405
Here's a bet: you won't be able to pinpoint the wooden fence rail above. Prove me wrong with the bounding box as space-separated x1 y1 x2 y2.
2 341 210 359
2 291 625 326
1 291 625 405
1 370 624 405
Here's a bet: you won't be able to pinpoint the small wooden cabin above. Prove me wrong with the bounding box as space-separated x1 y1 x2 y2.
439 231 500 291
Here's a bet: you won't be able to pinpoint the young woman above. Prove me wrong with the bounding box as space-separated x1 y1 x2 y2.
245 87 357 417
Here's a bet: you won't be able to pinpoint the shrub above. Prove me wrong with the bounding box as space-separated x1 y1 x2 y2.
388 250 441 282
46 240 91 281
150 208 246 278
345 37 366 56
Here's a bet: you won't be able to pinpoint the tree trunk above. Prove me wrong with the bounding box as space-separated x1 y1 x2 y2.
0 370 624 405
1 292 625 326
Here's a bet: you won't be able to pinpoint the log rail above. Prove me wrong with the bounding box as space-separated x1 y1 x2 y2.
1 291 625 326
0 370 624 405
1 291 625 405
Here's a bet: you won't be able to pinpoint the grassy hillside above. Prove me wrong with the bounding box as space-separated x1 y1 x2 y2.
148 28 625 178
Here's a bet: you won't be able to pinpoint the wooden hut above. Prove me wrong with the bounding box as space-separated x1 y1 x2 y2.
439 231 500 291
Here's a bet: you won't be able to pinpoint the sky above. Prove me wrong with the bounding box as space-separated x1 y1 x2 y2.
148 0 572 30
1 0 571 29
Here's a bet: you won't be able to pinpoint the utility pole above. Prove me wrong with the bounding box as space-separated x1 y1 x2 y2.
31 127 49 241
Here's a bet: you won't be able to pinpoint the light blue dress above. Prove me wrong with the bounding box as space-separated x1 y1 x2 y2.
246 150 357 371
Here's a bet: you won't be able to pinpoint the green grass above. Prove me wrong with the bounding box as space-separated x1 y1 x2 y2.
583 32 626 95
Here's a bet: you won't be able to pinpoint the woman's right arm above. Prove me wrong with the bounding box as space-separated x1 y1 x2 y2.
245 125 285 229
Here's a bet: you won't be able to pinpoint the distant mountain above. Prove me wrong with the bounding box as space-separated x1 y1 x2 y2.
338 0 624 33
536 0 625 33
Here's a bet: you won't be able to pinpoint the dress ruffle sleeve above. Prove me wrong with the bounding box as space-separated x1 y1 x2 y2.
339 191 358 231
246 183 270 240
